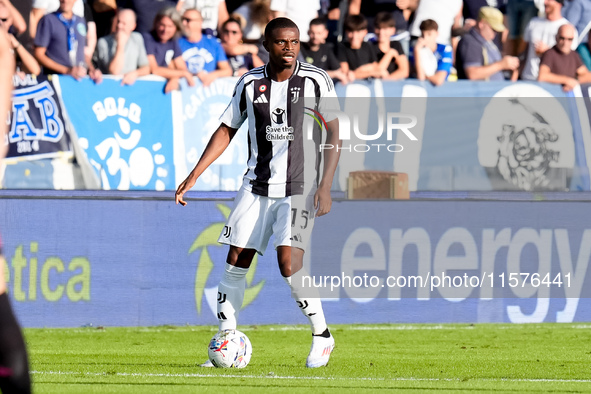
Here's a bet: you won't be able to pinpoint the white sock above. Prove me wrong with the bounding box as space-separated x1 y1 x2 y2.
217 263 248 331
283 275 328 335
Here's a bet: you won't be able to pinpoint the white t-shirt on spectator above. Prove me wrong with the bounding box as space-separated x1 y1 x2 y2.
409 0 462 44
270 0 319 41
182 0 225 33
521 17 578 81
32 0 85 17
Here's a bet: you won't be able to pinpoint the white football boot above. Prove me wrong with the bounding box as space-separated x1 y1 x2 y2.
305 332 335 368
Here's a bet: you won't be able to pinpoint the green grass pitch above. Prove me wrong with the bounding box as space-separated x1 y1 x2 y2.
26 324 591 393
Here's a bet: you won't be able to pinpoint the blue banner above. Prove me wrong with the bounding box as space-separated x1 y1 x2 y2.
1 193 591 327
19 77 589 192
58 77 176 191
5 75 72 161
179 78 249 191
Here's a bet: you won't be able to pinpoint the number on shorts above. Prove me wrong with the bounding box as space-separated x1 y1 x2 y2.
291 208 309 229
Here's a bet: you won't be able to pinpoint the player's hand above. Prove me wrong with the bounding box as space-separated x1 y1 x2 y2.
175 176 196 206
314 186 332 217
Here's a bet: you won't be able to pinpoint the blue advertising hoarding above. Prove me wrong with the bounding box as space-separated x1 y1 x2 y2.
1 193 591 327
58 77 176 191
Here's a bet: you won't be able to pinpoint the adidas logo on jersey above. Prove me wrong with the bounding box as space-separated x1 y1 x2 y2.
254 94 268 104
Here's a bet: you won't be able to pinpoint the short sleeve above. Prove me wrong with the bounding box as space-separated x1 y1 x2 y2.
366 42 378 63
34 15 52 49
575 51 584 69
142 33 155 55
326 46 340 71
336 43 347 63
523 20 533 43
459 38 484 69
391 41 405 56
135 34 149 67
219 79 247 129
173 38 183 59
316 69 339 122
437 45 453 73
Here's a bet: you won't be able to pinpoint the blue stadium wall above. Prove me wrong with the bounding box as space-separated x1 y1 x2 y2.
1 191 591 328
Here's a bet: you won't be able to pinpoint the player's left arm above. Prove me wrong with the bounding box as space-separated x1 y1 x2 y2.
315 118 341 217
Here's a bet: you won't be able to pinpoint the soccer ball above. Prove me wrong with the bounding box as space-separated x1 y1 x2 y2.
208 329 252 368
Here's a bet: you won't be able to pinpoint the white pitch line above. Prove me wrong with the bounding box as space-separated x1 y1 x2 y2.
268 325 475 331
30 371 591 384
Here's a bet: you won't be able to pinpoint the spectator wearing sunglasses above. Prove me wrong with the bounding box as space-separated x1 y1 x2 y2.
220 18 263 77
178 8 231 86
538 24 591 91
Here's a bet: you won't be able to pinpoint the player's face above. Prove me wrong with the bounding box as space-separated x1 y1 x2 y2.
156 16 177 42
266 27 300 69
308 24 327 46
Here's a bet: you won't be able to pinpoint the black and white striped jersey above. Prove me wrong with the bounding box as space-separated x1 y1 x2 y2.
220 61 339 198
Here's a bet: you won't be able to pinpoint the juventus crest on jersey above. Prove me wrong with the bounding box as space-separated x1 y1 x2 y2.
220 61 339 198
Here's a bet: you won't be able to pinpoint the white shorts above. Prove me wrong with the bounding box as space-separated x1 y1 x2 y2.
218 187 315 255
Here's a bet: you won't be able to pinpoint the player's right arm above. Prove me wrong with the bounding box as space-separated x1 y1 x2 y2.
175 123 238 206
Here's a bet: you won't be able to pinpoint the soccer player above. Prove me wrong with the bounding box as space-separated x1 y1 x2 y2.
175 17 341 368
0 29 32 394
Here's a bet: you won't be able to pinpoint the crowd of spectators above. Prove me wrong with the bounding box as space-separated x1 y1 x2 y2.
6 0 591 92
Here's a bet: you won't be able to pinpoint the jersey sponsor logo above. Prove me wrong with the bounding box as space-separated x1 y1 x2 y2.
267 108 294 141
254 94 268 104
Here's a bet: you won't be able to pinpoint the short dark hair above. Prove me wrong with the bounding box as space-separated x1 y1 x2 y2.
419 19 438 32
374 12 395 29
309 17 327 29
264 17 299 41
344 14 367 32
222 17 243 34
